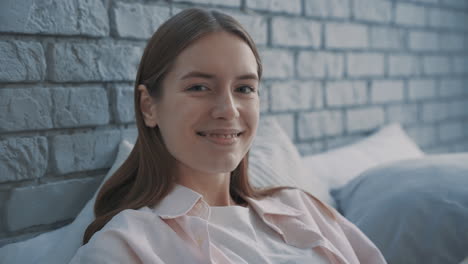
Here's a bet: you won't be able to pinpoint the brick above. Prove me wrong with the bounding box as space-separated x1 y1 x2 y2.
51 87 109 127
259 85 269 113
272 17 321 48
111 2 170 39
52 130 121 174
297 141 325 156
298 111 344 140
5 177 101 231
422 56 451 75
172 0 241 6
0 0 108 36
304 0 350 19
297 51 344 79
448 99 468 119
422 101 449 122
453 56 468 74
408 79 437 100
389 55 421 77
346 107 385 133
325 81 367 106
386 104 419 125
0 87 109 131
325 23 368 49
439 79 465 97
406 124 438 148
0 88 52 131
228 13 268 45
409 31 439 51
347 53 384 77
440 0 468 8
274 114 295 140
369 27 405 50
260 49 294 79
121 128 138 143
412 0 438 3
439 33 465 52
0 41 46 82
439 121 464 142
246 0 301 14
353 0 392 23
48 43 143 82
270 81 323 111
427 8 465 30
113 84 135 123
371 80 405 103
0 137 48 183
395 3 426 27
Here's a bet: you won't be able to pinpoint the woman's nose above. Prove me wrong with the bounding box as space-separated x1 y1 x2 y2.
211 92 240 120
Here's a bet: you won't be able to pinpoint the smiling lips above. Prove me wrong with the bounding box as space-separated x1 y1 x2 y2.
196 129 243 145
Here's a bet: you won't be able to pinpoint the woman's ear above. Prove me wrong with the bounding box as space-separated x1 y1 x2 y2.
138 84 158 128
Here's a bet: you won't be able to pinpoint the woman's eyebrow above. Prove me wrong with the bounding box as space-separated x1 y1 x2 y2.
180 71 214 80
180 71 258 81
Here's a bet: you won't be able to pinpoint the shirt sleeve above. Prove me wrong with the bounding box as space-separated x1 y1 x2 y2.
334 211 388 264
68 229 163 264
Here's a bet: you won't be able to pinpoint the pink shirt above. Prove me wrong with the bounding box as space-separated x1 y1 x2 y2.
70 185 387 264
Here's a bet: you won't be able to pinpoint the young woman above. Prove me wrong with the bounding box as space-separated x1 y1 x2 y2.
70 8 386 264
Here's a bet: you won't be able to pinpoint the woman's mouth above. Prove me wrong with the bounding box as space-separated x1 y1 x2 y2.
196 130 243 145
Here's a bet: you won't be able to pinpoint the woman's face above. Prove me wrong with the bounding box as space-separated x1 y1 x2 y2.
154 31 260 176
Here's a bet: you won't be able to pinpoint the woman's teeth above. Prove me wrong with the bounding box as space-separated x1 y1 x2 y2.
197 132 241 138
207 133 238 138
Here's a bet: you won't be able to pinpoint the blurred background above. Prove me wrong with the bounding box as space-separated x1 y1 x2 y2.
0 0 467 245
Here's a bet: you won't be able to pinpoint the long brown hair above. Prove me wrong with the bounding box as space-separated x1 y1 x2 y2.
83 8 276 245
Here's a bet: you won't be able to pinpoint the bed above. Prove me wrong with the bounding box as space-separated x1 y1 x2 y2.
1 118 467 264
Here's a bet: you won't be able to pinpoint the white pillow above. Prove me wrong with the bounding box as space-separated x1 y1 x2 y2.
249 117 333 205
0 140 134 264
301 123 425 204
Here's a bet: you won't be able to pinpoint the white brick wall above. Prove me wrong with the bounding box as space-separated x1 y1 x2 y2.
395 3 426 27
261 49 295 79
371 80 405 103
408 79 437 100
112 2 170 39
353 0 392 23
325 81 367 106
297 51 344 78
409 31 439 51
298 110 344 139
0 41 46 82
422 56 451 75
369 26 405 50
1 0 467 245
388 55 421 77
304 0 350 18
346 107 385 132
386 104 419 125
272 17 321 47
246 0 301 14
270 81 323 111
325 23 368 49
347 53 385 77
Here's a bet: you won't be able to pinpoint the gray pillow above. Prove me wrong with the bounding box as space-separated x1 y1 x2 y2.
331 153 468 264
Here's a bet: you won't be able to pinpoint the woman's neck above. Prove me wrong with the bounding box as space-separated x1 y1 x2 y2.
175 166 236 207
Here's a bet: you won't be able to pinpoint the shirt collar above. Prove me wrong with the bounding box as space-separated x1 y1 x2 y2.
151 184 203 219
151 184 304 219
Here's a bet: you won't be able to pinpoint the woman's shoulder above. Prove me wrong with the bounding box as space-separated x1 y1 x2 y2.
100 206 159 232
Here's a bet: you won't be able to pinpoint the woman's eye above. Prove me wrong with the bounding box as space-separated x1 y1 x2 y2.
236 85 256 94
187 85 209 92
